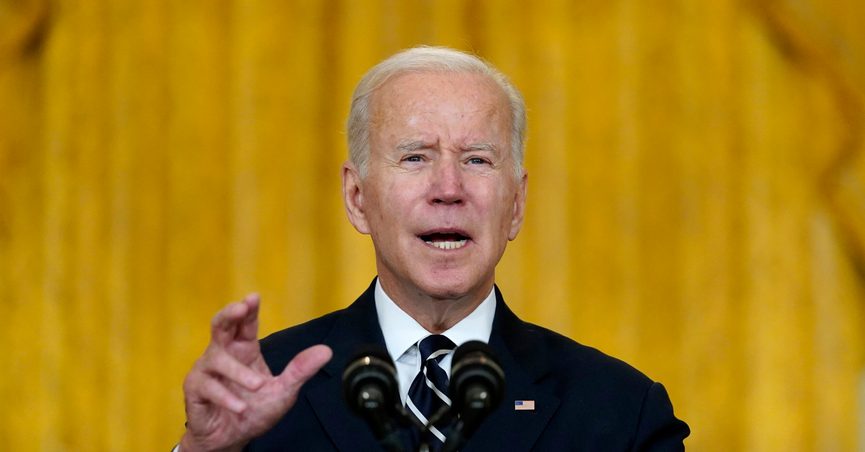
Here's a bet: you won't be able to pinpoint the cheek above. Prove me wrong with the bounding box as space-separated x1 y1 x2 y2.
493 188 518 231
370 180 415 227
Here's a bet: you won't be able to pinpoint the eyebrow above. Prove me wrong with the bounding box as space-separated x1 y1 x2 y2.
464 143 497 153
394 140 498 153
396 140 429 152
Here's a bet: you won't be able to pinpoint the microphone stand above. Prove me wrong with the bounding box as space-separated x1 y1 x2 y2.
440 387 491 452
440 421 466 452
358 386 409 452
416 405 453 452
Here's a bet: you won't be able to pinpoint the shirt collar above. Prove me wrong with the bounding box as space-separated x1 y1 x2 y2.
374 278 496 362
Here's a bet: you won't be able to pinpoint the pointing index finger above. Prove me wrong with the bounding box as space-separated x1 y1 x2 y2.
237 293 260 341
210 294 260 346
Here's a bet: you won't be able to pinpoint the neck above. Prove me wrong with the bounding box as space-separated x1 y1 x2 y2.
378 277 491 333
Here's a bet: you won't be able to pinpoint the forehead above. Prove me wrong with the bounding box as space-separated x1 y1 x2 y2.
375 70 505 101
369 71 511 137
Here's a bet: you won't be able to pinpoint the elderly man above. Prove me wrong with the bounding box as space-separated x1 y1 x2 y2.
178 47 689 451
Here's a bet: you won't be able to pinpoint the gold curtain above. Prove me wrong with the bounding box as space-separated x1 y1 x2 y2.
1 0 864 450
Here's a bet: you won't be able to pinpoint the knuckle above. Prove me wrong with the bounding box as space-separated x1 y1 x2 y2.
182 372 198 393
210 315 222 332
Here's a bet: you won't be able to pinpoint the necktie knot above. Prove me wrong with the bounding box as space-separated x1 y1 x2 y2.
418 334 455 364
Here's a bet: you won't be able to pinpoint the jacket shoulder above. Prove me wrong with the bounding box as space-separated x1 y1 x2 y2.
513 322 689 449
516 321 655 395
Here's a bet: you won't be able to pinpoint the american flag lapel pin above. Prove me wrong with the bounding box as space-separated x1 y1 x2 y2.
514 400 535 411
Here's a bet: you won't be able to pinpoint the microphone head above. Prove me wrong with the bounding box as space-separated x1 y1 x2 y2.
342 346 400 416
449 341 505 415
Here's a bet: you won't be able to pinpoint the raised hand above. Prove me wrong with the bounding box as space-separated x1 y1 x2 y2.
179 294 332 452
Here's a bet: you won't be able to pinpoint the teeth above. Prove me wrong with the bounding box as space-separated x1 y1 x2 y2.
425 239 468 250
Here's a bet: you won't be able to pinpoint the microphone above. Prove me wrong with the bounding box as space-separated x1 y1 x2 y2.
342 346 407 452
441 341 505 452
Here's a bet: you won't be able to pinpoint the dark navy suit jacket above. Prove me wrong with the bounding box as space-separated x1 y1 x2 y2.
248 280 689 451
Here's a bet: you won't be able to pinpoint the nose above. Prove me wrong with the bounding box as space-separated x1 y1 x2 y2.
429 158 464 205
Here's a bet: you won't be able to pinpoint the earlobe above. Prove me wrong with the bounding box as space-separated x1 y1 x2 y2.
342 163 371 234
508 171 528 241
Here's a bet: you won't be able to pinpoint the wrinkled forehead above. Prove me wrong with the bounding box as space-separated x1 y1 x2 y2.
368 71 512 139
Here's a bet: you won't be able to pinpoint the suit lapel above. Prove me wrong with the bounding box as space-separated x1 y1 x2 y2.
303 282 559 451
463 289 560 452
305 282 389 451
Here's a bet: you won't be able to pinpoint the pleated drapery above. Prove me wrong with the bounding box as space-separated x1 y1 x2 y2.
1 0 864 450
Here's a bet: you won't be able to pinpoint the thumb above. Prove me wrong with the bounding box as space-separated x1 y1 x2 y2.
278 344 333 392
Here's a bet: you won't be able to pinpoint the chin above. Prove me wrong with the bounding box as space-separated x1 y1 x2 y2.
416 273 484 301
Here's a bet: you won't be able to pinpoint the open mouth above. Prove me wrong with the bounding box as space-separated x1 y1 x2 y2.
418 231 470 250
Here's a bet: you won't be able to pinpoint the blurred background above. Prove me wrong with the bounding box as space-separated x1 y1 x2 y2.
2 0 864 450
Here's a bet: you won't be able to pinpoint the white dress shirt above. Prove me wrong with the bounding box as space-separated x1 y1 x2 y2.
374 279 496 405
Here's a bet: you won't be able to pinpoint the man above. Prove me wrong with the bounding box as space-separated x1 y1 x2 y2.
178 46 689 451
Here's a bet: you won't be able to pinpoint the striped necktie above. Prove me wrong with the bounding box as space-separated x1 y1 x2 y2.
406 334 456 450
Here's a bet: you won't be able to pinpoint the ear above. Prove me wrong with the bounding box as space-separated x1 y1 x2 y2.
508 170 528 241
342 161 371 234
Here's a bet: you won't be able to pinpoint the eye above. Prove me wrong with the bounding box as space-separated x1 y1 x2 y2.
402 154 424 163
467 157 490 165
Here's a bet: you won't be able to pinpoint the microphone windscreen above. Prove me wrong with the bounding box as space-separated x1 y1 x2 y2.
342 345 399 415
450 340 505 410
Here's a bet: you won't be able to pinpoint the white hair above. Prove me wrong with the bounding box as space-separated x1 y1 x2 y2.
346 46 527 178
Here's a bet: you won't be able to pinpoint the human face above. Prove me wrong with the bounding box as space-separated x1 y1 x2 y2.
342 71 527 303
